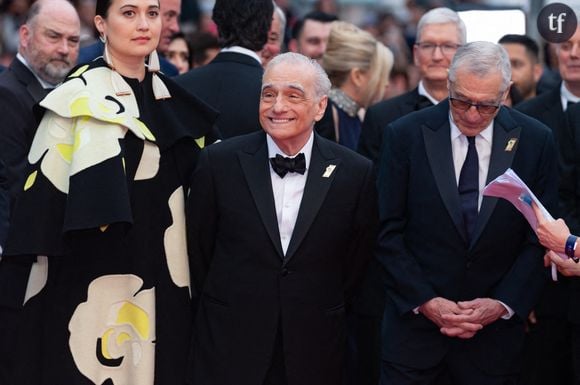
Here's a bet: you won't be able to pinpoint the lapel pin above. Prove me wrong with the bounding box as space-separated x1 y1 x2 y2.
323 164 336 178
505 138 517 152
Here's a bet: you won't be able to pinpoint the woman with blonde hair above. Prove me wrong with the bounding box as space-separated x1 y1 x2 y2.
317 21 393 150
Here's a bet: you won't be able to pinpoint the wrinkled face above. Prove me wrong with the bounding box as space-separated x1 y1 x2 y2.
414 22 461 83
21 4 80 84
502 43 539 98
158 0 180 54
297 20 332 61
166 37 189 74
449 69 506 136
260 11 283 67
558 27 580 85
96 0 162 65
260 61 327 151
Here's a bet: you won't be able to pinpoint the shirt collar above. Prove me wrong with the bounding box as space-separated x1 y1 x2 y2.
266 131 314 171
449 112 493 144
561 82 580 111
418 80 440 105
220 46 262 65
16 53 57 89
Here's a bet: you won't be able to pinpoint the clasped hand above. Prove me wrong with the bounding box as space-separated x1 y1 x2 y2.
418 297 507 339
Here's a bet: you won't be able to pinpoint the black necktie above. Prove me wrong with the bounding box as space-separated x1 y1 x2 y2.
270 153 306 178
458 136 479 241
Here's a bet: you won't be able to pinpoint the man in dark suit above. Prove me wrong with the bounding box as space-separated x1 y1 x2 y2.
0 0 80 223
187 52 378 385
0 1 80 383
515 26 580 385
377 41 558 385
357 7 465 166
178 0 273 139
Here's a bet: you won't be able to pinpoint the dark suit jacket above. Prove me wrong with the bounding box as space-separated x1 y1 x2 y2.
357 87 433 166
377 101 558 375
0 58 48 216
517 86 573 321
177 51 263 139
187 131 378 385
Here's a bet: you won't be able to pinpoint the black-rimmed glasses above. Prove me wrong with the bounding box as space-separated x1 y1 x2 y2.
449 97 500 115
415 42 461 56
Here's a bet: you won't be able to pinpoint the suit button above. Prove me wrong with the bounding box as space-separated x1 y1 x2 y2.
281 268 289 277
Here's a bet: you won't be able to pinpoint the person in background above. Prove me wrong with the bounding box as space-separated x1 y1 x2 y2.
377 41 557 385
316 21 393 150
516 26 580 385
178 0 273 139
259 1 286 68
167 32 191 74
0 0 219 383
358 7 465 167
499 34 543 103
187 51 378 385
288 10 337 62
0 0 79 226
189 30 219 68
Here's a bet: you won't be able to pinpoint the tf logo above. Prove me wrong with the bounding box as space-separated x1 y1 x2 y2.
537 3 578 43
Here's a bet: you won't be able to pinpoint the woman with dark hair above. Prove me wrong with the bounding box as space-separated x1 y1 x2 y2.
0 0 219 383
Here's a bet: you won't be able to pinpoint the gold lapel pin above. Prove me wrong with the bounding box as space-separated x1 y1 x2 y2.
323 165 336 178
505 138 517 152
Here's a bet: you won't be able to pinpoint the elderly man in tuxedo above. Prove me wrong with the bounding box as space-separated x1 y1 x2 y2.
187 52 378 385
377 41 558 385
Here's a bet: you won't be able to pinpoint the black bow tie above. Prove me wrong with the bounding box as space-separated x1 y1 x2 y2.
416 95 433 110
270 153 306 178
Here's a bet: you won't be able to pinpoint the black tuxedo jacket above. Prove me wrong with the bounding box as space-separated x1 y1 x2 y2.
0 58 48 214
187 131 378 385
517 86 573 321
177 52 263 139
377 101 558 375
358 87 433 165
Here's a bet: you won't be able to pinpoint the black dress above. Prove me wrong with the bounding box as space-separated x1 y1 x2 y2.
0 58 219 385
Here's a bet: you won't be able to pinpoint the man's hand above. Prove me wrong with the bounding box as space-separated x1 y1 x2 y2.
418 297 482 339
442 298 507 332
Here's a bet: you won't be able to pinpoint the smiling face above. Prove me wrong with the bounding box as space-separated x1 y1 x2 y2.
260 60 327 155
559 27 580 87
95 0 161 69
414 22 461 83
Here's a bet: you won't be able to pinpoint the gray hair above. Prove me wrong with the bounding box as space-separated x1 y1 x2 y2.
448 41 512 92
265 52 331 99
273 2 287 38
416 7 467 45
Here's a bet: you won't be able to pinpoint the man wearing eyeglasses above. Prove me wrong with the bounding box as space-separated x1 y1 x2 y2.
516 26 580 385
358 7 465 166
376 41 558 385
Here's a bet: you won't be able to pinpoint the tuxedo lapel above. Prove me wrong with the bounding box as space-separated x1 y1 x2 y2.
284 136 339 265
422 102 468 243
11 59 48 103
238 135 285 258
471 107 521 246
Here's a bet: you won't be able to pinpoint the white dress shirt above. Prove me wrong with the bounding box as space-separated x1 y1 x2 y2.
220 46 262 65
561 82 580 112
418 80 441 106
267 133 314 255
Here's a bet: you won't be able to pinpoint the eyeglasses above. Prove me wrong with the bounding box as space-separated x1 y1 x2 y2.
415 42 461 56
449 97 500 115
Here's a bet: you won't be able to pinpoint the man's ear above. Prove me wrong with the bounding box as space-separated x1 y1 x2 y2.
314 95 328 122
19 24 30 50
